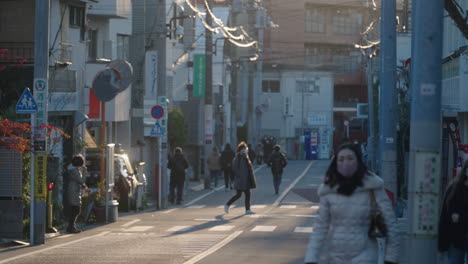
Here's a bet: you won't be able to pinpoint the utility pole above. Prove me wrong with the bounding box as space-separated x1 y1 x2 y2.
31 0 50 245
406 0 443 262
204 0 214 189
379 0 397 196
156 0 168 207
366 57 376 171
252 3 265 147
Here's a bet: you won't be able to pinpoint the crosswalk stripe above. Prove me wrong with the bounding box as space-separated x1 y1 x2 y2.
123 226 153 232
217 204 236 208
294 227 313 233
280 205 297 209
251 225 277 232
209 225 236 231
167 226 193 232
251 204 266 208
310 205 319 210
187 205 206 209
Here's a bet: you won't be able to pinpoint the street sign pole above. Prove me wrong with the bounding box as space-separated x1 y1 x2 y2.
31 0 50 245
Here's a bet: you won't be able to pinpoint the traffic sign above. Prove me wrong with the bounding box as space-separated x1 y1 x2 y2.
16 88 38 114
150 120 166 137
344 120 349 127
151 105 164 119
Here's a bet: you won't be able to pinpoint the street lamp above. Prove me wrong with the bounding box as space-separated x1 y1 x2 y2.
166 15 194 39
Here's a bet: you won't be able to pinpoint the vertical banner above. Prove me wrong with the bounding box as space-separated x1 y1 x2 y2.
34 154 47 201
145 51 158 98
33 79 48 152
204 105 213 144
193 54 206 98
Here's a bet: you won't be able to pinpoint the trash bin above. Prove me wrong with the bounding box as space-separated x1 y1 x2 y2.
107 200 119 222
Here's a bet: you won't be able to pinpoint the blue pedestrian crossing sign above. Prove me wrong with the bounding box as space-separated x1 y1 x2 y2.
150 120 166 137
16 88 38 114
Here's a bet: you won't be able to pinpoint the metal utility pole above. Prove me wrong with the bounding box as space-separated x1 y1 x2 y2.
204 0 214 189
367 57 376 171
251 4 265 147
156 0 168 208
31 0 50 245
406 0 443 262
379 0 397 195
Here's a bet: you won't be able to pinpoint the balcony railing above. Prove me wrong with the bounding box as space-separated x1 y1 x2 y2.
87 0 131 18
0 42 34 65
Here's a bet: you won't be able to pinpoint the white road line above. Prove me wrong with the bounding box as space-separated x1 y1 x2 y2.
161 208 178 214
273 161 316 207
123 226 153 232
251 204 266 209
0 232 110 264
121 219 141 227
183 231 243 264
217 204 236 208
251 225 277 232
289 214 317 218
310 205 319 210
187 205 206 209
194 218 223 221
279 205 297 209
208 225 236 232
167 226 193 232
294 227 313 233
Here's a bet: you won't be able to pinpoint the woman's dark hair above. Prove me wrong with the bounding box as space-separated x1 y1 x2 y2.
325 143 368 195
71 155 84 167
445 159 468 206
224 143 232 151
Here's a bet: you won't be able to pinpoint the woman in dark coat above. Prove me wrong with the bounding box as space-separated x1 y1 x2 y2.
224 141 257 215
439 159 468 264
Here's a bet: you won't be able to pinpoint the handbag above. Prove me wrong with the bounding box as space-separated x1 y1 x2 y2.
368 190 388 238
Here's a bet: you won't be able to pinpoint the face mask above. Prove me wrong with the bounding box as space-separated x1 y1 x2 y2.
337 162 358 177
241 148 248 154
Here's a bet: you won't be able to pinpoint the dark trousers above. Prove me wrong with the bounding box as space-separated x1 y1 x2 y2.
272 172 282 194
226 190 251 210
169 180 184 203
256 155 263 165
67 205 81 230
223 168 233 189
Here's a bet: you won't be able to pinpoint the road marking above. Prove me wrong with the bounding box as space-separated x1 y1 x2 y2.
251 225 277 232
194 218 223 221
310 205 319 210
167 226 193 232
121 219 141 227
187 205 206 209
183 231 243 264
280 205 297 209
0 232 110 264
185 165 265 206
289 214 317 218
209 225 236 232
273 161 316 207
217 204 236 208
57 234 73 239
294 227 313 233
251 204 266 208
161 208 178 214
123 226 153 232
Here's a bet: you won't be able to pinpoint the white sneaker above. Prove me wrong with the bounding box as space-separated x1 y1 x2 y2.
224 205 229 214
245 210 255 215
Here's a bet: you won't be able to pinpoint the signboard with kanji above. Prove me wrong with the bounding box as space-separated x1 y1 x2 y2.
34 154 47 201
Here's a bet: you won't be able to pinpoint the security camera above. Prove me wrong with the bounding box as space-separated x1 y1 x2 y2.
174 26 184 39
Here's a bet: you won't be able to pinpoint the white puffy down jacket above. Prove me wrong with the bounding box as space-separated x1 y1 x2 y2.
304 173 399 264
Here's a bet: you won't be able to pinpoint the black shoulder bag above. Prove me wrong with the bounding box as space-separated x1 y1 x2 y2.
368 190 388 238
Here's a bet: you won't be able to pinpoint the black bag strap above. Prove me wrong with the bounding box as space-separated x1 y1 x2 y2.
369 190 377 210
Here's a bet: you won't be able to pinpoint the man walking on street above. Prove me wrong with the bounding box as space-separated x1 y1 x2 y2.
221 143 235 191
207 146 222 189
167 147 189 205
268 144 287 194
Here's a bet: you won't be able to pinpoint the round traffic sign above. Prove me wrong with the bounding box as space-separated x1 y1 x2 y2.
151 105 164 119
344 120 349 126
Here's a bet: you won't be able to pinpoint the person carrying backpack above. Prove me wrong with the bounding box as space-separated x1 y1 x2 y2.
268 144 288 194
167 147 189 205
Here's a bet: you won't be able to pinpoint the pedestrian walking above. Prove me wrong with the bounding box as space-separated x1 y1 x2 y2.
224 142 257 215
255 143 264 165
167 147 189 205
248 144 256 164
65 154 88 233
268 144 287 194
207 146 222 189
438 159 468 263
304 143 399 264
221 143 236 191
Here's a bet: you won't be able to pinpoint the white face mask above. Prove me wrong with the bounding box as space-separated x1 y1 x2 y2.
241 148 248 154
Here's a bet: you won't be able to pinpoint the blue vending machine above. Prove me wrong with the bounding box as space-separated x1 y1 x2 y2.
304 130 319 160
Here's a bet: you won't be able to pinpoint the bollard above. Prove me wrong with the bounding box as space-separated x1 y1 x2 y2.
46 183 57 233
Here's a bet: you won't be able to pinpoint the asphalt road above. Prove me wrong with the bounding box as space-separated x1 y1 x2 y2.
0 160 330 264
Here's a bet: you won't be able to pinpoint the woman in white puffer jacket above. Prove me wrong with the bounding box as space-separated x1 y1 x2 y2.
304 143 399 264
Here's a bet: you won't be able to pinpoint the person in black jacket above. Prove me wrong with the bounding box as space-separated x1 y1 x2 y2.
439 159 468 264
167 147 189 205
221 143 236 191
268 145 287 194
